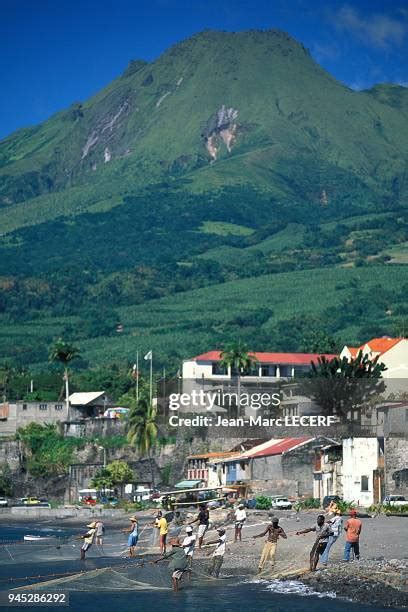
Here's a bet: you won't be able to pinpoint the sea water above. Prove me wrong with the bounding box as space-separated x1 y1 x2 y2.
0 525 392 611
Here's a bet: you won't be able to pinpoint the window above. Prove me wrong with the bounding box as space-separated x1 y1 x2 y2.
261 365 276 377
39 404 48 411
54 404 64 411
361 475 369 491
279 365 292 377
22 404 27 411
212 362 227 375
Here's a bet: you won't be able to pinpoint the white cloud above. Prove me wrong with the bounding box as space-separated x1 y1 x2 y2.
335 5 408 49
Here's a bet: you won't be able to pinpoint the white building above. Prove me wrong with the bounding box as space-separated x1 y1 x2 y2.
182 349 336 416
341 437 384 507
183 350 336 381
341 337 408 379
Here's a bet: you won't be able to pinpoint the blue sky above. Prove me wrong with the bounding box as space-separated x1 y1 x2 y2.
0 0 407 140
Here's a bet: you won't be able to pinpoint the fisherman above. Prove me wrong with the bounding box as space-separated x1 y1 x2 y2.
320 507 343 566
189 504 209 549
296 514 332 572
343 509 362 562
122 516 139 557
182 526 196 568
234 503 247 542
206 528 226 578
154 510 168 555
79 521 97 560
152 537 189 592
95 519 105 546
253 517 287 573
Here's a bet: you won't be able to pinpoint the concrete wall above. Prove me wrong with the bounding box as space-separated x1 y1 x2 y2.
342 437 379 506
380 340 408 379
250 448 315 497
62 418 126 438
0 401 68 437
385 437 408 497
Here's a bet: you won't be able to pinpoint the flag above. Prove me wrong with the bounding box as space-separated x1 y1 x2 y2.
144 350 152 361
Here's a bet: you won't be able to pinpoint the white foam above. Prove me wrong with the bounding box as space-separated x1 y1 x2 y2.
251 578 338 599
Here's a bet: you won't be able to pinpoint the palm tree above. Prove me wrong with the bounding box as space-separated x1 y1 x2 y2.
127 391 158 488
220 342 257 416
49 338 80 421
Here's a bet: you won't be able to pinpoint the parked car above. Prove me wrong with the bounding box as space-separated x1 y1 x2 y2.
82 496 97 506
21 497 41 506
244 498 257 509
323 495 342 509
270 496 292 510
382 495 407 506
99 496 119 507
0 497 8 507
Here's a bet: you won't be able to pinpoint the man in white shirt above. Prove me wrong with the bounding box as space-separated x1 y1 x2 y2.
320 508 343 566
206 528 226 578
182 526 196 568
234 503 247 542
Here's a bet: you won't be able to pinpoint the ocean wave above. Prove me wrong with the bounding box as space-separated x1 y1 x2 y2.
252 578 338 599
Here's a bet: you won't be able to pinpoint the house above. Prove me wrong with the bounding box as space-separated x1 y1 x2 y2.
183 350 337 381
384 437 408 498
0 400 68 437
341 437 384 507
360 401 408 436
312 441 343 502
212 436 338 497
186 451 241 487
69 392 112 419
181 350 336 416
340 337 408 379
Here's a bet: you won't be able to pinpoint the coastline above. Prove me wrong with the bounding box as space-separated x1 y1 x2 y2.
1 509 407 608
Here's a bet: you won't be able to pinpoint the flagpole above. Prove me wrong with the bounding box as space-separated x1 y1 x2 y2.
150 352 153 406
136 350 139 402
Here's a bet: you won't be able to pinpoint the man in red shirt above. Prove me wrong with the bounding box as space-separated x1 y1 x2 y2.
343 509 362 561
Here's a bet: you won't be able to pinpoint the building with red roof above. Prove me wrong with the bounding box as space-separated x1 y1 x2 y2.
340 337 408 379
183 349 336 380
210 436 338 497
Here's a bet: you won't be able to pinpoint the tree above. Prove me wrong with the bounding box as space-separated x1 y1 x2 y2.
91 468 114 495
220 342 257 416
49 338 80 420
299 351 387 423
127 392 158 487
106 460 135 498
0 464 12 496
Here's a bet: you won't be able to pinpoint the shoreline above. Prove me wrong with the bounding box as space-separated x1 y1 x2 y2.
1 510 407 608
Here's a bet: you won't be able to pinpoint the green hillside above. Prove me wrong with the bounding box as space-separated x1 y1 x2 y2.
0 30 407 369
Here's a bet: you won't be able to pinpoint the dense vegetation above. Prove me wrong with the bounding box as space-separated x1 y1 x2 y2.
0 30 407 370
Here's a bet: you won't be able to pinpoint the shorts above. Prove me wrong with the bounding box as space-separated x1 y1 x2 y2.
172 570 184 580
81 542 92 551
235 522 244 529
128 535 138 547
197 524 208 538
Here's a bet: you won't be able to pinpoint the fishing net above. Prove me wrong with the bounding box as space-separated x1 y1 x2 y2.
17 567 170 591
14 562 221 592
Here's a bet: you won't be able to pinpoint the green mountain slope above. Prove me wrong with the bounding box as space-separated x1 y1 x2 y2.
1 30 408 229
0 29 407 368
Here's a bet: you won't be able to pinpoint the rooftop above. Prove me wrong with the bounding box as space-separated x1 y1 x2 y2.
189 350 336 365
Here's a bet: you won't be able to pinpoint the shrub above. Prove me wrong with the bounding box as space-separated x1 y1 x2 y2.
255 495 272 510
297 497 320 510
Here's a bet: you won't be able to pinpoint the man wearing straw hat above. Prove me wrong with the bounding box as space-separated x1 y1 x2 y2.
122 516 139 557
79 521 97 560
